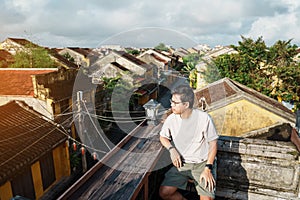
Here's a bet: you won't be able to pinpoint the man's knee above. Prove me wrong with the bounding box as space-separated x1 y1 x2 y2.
159 185 176 198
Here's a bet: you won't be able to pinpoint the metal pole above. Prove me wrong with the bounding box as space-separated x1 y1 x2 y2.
77 91 87 173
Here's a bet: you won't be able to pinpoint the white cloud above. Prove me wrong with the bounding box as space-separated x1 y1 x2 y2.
247 7 300 45
1 0 300 47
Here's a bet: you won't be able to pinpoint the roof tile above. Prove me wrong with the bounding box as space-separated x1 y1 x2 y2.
0 101 67 185
0 69 57 96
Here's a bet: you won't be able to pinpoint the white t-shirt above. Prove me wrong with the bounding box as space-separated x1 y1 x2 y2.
160 109 218 163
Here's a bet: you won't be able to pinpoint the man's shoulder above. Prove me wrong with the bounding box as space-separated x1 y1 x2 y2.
165 112 177 120
193 108 209 117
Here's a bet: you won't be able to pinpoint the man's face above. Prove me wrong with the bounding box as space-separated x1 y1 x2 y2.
170 94 187 114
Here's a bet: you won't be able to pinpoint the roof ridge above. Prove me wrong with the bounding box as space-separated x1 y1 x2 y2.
13 100 62 128
0 68 58 71
225 78 295 115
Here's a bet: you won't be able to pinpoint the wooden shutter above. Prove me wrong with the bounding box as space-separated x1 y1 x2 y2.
11 167 35 199
40 152 55 190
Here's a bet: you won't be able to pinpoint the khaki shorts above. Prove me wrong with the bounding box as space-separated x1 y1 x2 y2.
161 161 215 198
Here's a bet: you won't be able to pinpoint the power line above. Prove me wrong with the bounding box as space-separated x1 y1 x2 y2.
82 99 112 151
0 114 74 143
96 108 146 114
83 111 145 120
55 124 108 154
55 111 76 117
0 127 58 168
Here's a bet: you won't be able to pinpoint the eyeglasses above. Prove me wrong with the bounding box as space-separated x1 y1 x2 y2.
170 99 184 105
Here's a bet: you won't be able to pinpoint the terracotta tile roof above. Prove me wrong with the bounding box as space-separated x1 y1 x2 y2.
0 49 13 61
195 79 237 105
1 38 78 69
47 48 79 69
114 51 153 71
0 69 57 96
7 38 39 47
0 101 67 185
67 47 93 57
0 50 14 67
111 61 129 71
151 53 168 64
230 79 294 114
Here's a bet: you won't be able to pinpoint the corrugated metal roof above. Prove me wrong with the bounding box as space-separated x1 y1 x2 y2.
0 101 67 185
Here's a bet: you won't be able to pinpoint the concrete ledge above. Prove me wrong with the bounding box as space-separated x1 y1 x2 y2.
216 136 300 200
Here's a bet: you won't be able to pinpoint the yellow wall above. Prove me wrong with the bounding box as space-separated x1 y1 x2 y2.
53 143 71 180
0 181 13 200
146 69 154 78
31 162 43 199
0 144 70 200
209 99 286 136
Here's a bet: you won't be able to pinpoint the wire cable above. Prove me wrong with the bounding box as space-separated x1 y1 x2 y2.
55 125 108 154
85 112 145 123
82 100 112 151
0 127 58 168
0 114 74 143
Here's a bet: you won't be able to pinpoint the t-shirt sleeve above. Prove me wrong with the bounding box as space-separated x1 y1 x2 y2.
159 117 172 140
206 115 219 142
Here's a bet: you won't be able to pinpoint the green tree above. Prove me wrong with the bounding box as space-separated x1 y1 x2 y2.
207 36 300 109
10 44 56 68
200 60 223 84
268 39 298 68
63 52 75 62
154 43 169 52
102 76 122 97
267 39 299 105
102 75 136 111
182 53 203 88
126 49 140 56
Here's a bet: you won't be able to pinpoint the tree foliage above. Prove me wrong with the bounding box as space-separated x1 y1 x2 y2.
102 76 135 111
154 43 169 52
182 53 203 88
126 49 140 56
10 44 56 68
63 52 75 62
206 36 300 109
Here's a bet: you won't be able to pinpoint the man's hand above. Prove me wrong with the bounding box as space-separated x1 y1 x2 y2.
169 147 182 168
200 168 216 192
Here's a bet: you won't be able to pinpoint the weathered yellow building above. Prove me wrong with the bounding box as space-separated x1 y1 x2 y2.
0 101 70 200
194 78 296 136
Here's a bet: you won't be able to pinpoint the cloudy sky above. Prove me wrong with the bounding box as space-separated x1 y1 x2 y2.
1 0 300 49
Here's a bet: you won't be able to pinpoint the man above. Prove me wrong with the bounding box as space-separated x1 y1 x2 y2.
159 85 218 200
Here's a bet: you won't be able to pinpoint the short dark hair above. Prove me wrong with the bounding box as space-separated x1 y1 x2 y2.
172 85 194 108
